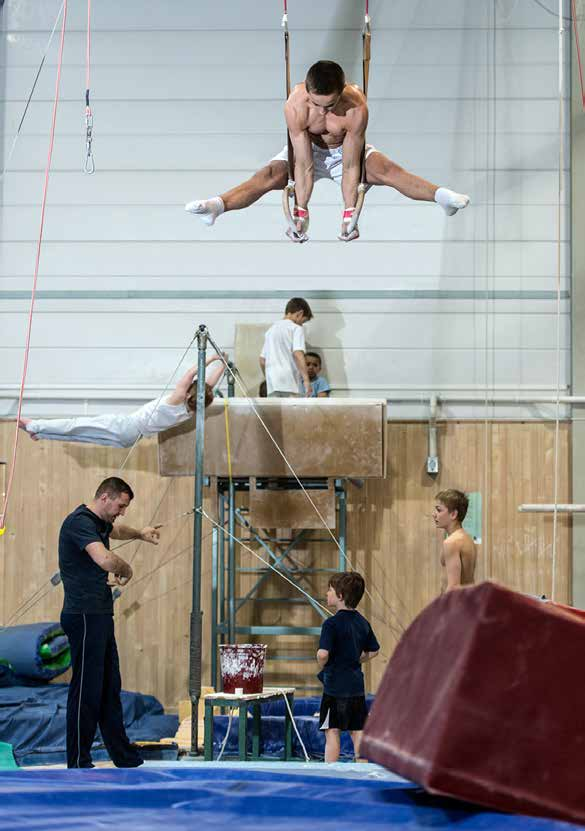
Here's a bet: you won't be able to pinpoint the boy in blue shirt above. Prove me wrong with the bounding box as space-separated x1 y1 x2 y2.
317 572 380 762
302 351 331 397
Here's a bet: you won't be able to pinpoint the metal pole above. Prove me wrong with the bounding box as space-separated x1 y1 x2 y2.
228 483 236 642
519 504 585 513
227 362 235 398
377 394 581 406
337 480 347 571
219 490 226 650
210 525 218 689
227 363 236 642
189 324 207 755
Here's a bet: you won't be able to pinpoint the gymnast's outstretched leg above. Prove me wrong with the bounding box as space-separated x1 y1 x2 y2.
185 161 288 225
365 150 470 215
17 359 223 448
18 415 141 448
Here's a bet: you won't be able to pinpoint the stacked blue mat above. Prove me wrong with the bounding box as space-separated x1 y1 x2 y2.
210 695 375 760
0 622 71 686
0 684 179 766
0 623 178 765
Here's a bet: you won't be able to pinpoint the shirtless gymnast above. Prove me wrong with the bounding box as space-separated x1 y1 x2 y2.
185 60 470 242
432 489 477 593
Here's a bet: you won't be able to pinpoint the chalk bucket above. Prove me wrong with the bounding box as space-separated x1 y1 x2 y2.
219 643 267 694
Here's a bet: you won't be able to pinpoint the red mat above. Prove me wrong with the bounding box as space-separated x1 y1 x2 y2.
362 582 585 825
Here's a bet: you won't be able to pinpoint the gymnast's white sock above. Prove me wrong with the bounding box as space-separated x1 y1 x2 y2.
185 196 225 226
434 187 470 217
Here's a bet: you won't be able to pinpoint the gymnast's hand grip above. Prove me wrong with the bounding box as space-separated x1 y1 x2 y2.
338 207 360 242
282 183 309 243
338 184 366 241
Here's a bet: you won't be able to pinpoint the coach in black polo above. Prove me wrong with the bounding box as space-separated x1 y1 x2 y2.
59 476 160 768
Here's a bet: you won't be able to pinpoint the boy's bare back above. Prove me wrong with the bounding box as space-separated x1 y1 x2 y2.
440 528 477 592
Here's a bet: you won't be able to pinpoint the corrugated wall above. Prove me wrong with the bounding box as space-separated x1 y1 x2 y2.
0 0 570 419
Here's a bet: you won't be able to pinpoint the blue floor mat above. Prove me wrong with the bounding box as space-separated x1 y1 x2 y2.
0 766 581 831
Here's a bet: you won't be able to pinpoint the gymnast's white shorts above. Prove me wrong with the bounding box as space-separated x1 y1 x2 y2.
270 142 377 186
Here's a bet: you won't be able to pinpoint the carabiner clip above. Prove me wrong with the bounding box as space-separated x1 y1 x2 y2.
83 109 95 174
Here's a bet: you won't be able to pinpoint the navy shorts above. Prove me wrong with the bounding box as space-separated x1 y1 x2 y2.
319 694 368 731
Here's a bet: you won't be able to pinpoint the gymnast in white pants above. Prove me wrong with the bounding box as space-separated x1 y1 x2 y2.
18 354 226 448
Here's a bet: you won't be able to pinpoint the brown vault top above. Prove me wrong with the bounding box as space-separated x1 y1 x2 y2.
158 397 387 478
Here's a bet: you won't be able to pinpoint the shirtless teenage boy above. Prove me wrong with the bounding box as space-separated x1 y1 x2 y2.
432 489 477 593
186 60 469 242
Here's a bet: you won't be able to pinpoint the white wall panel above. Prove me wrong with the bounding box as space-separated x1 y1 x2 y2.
1 100 565 137
0 170 567 208
0 298 571 322
0 311 571 351
2 63 565 102
0 204 569 243
1 131 569 175
0 30 561 69
0 347 569 389
0 241 571 278
0 0 571 418
0 1 559 32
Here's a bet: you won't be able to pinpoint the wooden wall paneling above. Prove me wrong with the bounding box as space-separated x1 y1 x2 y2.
488 422 571 601
0 420 572 708
0 455 8 624
348 422 571 694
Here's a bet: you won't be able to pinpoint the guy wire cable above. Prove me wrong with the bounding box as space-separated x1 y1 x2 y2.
206 336 408 634
0 0 65 180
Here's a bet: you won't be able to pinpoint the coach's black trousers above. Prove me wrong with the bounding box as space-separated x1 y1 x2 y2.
60 612 143 769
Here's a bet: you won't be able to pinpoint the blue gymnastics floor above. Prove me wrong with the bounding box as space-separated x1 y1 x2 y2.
0 762 583 831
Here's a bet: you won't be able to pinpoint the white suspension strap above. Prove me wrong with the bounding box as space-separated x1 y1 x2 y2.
482 1 497 580
281 0 308 242
343 2 371 238
551 0 566 601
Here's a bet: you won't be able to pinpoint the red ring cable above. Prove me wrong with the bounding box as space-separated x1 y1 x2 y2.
573 0 585 109
85 0 91 108
0 0 69 534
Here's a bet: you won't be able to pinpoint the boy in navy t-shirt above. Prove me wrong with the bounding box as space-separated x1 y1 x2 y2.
317 572 380 762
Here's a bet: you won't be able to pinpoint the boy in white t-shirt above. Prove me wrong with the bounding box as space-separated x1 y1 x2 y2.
260 298 313 397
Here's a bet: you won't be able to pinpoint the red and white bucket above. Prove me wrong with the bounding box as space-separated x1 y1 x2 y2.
219 643 267 694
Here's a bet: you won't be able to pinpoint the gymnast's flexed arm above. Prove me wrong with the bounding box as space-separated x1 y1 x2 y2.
17 352 228 446
339 103 368 241
166 352 227 406
285 97 314 218
341 104 367 211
